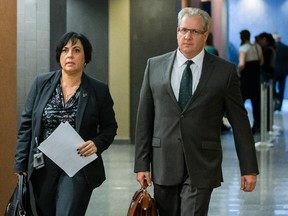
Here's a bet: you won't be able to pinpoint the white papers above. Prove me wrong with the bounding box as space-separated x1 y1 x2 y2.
38 121 97 177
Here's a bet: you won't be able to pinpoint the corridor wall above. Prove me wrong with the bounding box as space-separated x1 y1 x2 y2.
0 0 17 212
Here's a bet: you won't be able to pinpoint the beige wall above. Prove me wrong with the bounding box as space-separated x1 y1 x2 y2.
0 0 17 212
109 0 130 143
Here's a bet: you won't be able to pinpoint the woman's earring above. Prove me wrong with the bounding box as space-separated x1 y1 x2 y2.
84 63 87 68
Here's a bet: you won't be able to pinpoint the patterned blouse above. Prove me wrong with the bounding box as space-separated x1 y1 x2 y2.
40 82 81 142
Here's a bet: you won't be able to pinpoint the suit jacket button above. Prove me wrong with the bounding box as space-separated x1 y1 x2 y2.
180 115 184 118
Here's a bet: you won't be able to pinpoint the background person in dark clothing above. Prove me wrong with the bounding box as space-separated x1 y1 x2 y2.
257 32 276 83
257 32 276 131
272 32 288 111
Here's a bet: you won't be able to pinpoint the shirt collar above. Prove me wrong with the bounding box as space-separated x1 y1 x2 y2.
176 48 205 68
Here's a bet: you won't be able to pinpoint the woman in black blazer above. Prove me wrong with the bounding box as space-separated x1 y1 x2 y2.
14 32 118 216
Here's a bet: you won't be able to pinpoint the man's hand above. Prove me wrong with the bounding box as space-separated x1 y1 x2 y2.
241 174 257 192
136 171 152 188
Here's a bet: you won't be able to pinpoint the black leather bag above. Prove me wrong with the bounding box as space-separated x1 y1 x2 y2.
4 175 33 216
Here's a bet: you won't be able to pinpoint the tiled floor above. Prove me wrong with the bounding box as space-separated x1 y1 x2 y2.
85 101 288 216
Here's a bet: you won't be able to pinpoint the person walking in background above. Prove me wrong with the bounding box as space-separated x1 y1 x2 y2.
204 32 219 56
134 7 259 216
272 32 288 111
238 29 263 134
257 32 276 83
257 32 276 131
14 32 118 216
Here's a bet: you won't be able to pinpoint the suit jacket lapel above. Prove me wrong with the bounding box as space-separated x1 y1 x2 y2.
34 71 61 139
164 51 179 106
157 50 215 111
76 73 89 132
187 52 214 108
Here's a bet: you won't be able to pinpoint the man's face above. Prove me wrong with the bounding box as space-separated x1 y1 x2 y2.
177 14 208 59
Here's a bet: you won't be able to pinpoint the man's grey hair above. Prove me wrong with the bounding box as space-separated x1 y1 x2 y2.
177 7 211 32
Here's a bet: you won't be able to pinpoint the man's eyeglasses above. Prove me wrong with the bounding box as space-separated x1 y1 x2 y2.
178 27 206 36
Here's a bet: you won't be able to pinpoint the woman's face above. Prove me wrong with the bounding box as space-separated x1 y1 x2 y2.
60 39 85 74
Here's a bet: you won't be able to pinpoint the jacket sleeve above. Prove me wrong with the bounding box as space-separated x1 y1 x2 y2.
14 76 39 173
91 85 118 155
224 64 259 175
134 59 155 173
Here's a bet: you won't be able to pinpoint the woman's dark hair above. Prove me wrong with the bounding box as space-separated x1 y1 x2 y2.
56 32 93 66
240 29 250 45
257 32 276 48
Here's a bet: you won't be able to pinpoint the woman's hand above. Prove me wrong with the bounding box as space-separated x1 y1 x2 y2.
15 172 27 176
77 140 97 157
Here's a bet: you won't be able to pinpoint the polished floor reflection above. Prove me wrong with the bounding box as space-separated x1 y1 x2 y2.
86 101 288 216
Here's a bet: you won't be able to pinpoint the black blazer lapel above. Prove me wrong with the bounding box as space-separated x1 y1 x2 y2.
33 71 61 139
76 73 89 132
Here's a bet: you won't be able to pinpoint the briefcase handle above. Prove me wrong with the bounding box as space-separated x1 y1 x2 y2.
142 179 149 190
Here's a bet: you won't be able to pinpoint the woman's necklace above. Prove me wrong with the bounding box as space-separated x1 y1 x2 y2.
62 85 79 103
61 77 81 103
64 86 79 101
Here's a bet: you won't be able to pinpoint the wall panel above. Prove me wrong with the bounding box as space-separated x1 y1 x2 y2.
0 0 17 212
130 0 181 143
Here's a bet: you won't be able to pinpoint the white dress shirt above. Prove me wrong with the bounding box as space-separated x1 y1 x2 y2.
171 48 205 101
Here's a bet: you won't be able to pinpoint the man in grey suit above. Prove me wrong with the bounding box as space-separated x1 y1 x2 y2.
134 7 259 216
